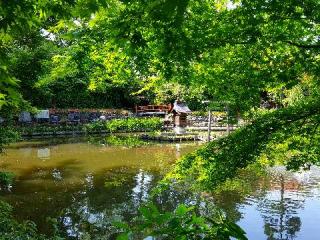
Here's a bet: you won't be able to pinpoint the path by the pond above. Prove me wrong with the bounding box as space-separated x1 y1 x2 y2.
0 137 320 239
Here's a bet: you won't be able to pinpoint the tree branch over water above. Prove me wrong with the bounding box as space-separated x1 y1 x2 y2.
168 97 320 190
284 40 320 49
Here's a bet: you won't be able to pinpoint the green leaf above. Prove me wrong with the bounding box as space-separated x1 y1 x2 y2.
175 204 193 216
112 221 130 231
116 232 130 240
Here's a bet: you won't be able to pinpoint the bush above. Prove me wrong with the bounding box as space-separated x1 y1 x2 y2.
0 127 20 153
0 172 15 188
12 117 163 136
105 117 163 133
114 203 247 240
83 121 105 133
15 125 83 135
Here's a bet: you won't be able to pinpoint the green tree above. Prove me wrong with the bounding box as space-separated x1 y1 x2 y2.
89 0 320 181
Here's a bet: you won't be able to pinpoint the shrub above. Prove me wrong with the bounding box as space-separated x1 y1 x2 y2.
0 127 20 153
105 117 162 133
0 172 15 187
83 121 105 133
114 203 247 240
11 117 163 136
15 125 83 135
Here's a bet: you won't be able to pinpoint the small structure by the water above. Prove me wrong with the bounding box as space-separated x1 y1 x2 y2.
170 100 192 134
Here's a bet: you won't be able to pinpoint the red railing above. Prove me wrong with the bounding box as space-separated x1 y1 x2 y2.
135 104 171 113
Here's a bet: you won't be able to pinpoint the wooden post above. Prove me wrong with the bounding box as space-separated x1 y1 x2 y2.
226 104 230 135
207 109 212 142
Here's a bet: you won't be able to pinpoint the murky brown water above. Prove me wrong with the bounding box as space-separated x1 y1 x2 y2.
0 136 199 238
1 136 320 240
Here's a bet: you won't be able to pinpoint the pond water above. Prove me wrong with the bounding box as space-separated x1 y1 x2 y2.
218 166 320 240
0 136 320 239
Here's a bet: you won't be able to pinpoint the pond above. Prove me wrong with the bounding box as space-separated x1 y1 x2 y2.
0 136 319 239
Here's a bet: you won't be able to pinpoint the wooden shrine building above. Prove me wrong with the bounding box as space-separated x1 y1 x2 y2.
170 100 192 133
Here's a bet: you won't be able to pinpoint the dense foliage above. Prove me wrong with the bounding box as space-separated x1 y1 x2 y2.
9 117 162 136
0 172 15 189
3 0 320 113
0 127 20 153
169 94 320 189
115 203 247 240
85 117 163 133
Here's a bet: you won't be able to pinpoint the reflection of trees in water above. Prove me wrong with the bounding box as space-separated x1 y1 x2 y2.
4 162 196 239
56 168 200 239
203 167 308 240
56 168 307 240
132 169 153 206
55 167 180 239
257 174 304 240
210 165 272 223
57 168 150 239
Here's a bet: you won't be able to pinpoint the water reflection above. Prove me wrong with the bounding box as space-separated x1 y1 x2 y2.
259 174 303 240
1 138 320 239
236 166 320 240
132 170 153 205
37 148 50 160
0 137 199 238
55 168 163 239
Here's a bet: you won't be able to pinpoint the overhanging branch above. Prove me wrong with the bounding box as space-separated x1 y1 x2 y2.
285 40 320 49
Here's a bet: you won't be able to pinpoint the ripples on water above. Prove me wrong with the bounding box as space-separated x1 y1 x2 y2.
237 166 320 240
0 137 320 239
0 137 199 239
